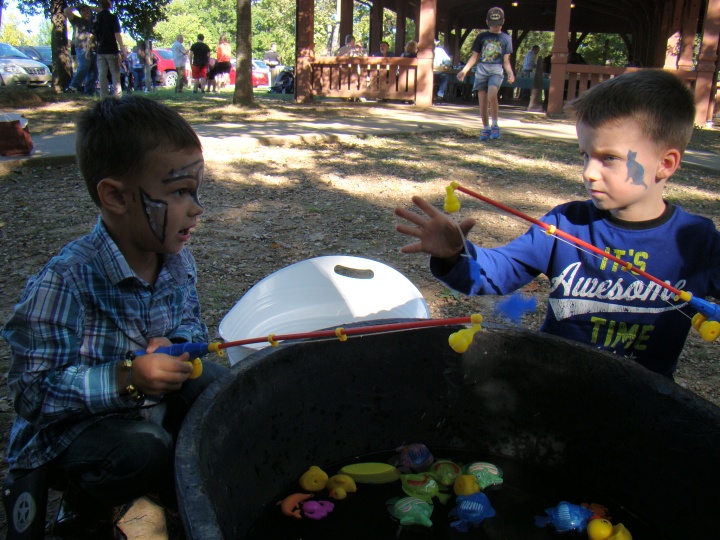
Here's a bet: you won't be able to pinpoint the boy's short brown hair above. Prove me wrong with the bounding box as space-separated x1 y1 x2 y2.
76 96 202 206
568 69 695 154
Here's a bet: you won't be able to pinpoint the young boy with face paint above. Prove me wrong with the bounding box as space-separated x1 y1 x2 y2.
395 69 720 379
2 96 228 536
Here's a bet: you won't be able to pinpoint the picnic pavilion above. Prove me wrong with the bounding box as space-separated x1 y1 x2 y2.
293 0 720 125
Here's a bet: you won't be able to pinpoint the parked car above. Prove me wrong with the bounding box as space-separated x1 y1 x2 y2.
0 43 51 87
16 45 52 72
188 58 269 89
226 58 269 87
153 48 178 87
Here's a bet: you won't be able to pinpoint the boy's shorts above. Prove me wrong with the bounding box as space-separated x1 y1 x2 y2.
473 63 504 92
191 65 208 79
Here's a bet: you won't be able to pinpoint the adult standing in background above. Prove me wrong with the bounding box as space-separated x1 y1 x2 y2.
63 3 99 94
92 0 125 98
189 34 211 94
520 44 540 99
171 34 188 93
215 34 232 89
433 39 453 103
263 42 282 85
521 45 540 76
130 44 146 92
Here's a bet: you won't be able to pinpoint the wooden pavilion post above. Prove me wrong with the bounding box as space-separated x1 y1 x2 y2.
416 0 437 107
340 0 354 46
295 0 315 102
370 0 384 54
395 1 407 56
678 0 702 70
694 0 720 124
547 0 571 114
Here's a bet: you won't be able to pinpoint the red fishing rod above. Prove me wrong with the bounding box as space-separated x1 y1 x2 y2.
130 314 485 377
444 181 720 342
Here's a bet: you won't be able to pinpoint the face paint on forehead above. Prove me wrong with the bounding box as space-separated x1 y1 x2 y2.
140 188 168 244
164 158 204 207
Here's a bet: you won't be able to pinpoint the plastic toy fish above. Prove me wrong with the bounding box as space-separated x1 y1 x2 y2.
534 501 594 533
396 443 434 472
453 474 480 496
449 492 496 532
401 473 451 504
299 465 329 491
494 293 537 323
465 462 504 489
277 493 313 519
587 519 633 540
582 502 610 520
302 499 334 520
387 496 434 528
429 459 463 487
326 474 357 500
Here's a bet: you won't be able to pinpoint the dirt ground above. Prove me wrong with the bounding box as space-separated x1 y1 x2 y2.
0 92 718 535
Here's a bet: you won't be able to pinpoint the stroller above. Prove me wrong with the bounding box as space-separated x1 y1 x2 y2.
270 67 294 94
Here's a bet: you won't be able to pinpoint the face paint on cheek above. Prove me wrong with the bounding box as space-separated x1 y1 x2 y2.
626 150 647 190
140 188 169 244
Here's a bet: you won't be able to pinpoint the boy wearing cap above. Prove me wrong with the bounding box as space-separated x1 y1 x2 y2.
457 7 515 141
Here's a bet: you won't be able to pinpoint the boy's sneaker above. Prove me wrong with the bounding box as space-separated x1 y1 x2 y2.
490 126 500 139
479 128 491 141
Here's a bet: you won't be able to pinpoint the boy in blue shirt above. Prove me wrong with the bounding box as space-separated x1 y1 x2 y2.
395 69 720 378
457 7 515 141
2 96 228 537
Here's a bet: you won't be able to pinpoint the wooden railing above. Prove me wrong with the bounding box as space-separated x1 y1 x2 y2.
562 64 697 101
310 57 418 101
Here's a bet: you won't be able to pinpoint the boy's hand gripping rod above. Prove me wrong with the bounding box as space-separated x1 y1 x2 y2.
128 314 486 378
444 181 720 342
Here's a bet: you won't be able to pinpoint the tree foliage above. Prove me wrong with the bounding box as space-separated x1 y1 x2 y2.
14 0 172 40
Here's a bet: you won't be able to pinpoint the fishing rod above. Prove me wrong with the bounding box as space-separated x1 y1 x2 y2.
128 314 485 378
444 181 720 342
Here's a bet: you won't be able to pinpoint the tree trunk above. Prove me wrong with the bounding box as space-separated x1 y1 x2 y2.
233 0 254 105
51 0 72 92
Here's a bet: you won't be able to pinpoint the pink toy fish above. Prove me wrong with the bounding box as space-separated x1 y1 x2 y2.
302 500 334 520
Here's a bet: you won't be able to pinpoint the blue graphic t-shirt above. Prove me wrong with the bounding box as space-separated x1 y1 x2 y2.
471 31 513 64
431 201 720 377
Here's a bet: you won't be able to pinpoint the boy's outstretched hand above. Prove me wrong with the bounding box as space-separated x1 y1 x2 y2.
394 196 476 261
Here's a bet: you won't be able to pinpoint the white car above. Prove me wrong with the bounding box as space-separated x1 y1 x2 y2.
0 43 51 87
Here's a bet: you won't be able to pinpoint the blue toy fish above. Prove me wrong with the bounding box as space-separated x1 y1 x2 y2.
449 492 496 532
534 501 595 533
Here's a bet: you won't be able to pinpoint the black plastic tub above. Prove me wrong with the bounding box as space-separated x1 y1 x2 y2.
175 323 720 539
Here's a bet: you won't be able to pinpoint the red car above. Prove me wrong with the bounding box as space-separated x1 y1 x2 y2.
153 48 179 87
227 59 270 87
155 49 269 88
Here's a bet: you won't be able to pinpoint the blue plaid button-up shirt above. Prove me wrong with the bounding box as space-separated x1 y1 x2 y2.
2 217 208 471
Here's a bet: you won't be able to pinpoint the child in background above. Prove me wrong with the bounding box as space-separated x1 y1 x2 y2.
2 96 228 538
456 7 515 141
395 69 720 378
